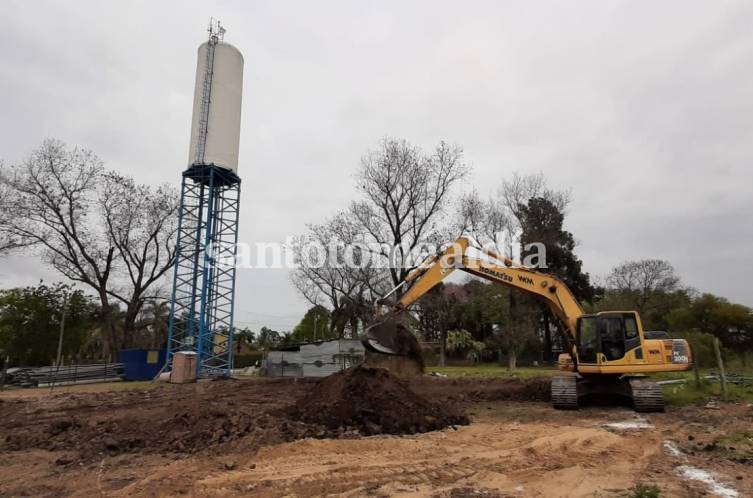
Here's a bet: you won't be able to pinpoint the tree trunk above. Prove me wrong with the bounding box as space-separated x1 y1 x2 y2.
123 307 139 350
98 291 115 358
439 329 447 367
336 322 346 339
507 351 517 371
542 310 552 364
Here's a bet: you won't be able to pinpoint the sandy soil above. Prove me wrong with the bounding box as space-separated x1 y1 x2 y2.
1 376 751 497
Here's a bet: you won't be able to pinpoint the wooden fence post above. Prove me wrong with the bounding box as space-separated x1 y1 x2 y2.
693 355 701 389
713 337 727 400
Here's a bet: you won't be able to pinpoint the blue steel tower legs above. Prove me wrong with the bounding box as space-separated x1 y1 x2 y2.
166 164 241 377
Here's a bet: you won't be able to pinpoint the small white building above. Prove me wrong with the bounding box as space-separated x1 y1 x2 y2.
265 339 364 378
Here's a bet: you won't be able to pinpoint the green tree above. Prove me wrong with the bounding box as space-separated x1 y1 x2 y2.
445 329 485 361
668 293 753 351
292 305 333 343
670 330 717 368
417 284 457 366
451 280 495 343
234 327 256 354
518 196 597 363
255 326 282 349
478 283 539 370
330 294 372 339
0 282 97 366
460 178 588 366
519 196 596 302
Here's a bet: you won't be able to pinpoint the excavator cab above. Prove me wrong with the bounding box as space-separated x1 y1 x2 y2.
576 312 641 365
573 311 691 374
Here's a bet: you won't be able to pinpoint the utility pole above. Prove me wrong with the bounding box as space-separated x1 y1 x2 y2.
314 315 319 342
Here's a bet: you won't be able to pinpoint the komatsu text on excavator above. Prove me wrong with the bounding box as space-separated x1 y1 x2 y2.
361 237 692 412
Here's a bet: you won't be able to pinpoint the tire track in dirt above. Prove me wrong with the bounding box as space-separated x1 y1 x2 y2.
196 422 664 497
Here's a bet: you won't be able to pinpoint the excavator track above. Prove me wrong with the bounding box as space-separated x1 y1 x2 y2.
551 375 578 410
629 377 665 413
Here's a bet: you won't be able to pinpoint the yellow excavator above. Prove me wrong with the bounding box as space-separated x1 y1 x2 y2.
361 237 692 412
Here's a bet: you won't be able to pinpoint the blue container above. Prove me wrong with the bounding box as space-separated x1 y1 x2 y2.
118 348 166 381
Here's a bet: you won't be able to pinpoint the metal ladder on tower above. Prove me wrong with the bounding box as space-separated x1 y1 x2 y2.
194 33 218 165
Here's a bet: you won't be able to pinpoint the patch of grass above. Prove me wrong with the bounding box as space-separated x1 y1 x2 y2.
428 365 559 379
712 431 753 463
662 380 753 406
429 364 753 406
616 366 753 406
623 484 661 498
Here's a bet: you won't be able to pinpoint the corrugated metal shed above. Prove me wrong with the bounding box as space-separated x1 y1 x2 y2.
265 339 364 378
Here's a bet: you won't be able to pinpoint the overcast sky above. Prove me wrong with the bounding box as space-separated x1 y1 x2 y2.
2 1 752 330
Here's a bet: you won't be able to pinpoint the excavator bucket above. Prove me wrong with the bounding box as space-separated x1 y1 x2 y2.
361 316 423 360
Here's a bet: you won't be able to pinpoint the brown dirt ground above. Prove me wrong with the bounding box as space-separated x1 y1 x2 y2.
286 365 469 434
0 373 751 497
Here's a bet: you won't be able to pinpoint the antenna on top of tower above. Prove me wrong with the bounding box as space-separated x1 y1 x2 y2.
208 17 226 43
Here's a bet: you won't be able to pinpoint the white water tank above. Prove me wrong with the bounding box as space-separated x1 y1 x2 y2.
187 39 244 173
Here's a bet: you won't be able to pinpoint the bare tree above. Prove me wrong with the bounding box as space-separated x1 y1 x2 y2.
499 172 571 225
291 138 468 336
290 212 387 337
100 172 179 345
456 189 512 249
456 172 570 256
350 138 469 287
606 259 682 313
0 139 179 353
0 172 34 253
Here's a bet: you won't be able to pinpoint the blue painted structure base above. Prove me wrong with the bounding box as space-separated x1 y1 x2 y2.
119 349 167 381
166 165 241 378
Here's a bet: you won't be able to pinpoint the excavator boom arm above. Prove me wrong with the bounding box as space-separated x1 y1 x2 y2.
387 237 583 339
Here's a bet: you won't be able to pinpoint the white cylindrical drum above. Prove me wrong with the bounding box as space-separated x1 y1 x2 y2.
188 40 244 173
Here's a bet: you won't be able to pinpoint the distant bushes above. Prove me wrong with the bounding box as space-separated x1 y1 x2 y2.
233 352 263 368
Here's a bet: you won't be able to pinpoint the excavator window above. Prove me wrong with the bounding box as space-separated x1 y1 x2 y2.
625 317 638 339
601 317 626 361
576 316 599 364
623 313 641 353
577 314 637 363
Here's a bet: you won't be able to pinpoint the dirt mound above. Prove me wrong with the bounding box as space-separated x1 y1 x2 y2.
0 372 550 464
468 377 552 402
408 375 552 405
1 380 322 461
4 402 321 460
286 365 469 435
